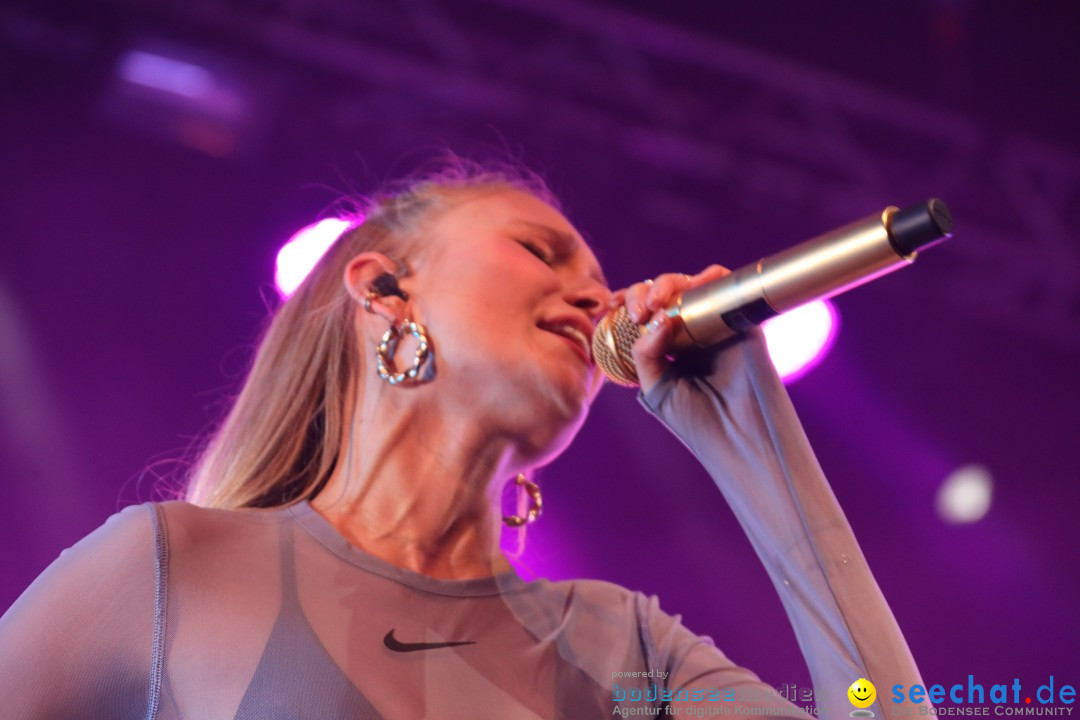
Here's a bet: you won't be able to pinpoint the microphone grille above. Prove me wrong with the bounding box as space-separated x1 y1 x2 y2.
591 306 642 388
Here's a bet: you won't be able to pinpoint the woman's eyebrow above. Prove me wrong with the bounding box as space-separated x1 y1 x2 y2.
509 220 573 245
510 220 609 287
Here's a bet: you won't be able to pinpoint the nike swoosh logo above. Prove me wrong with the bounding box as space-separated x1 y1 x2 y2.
383 629 476 653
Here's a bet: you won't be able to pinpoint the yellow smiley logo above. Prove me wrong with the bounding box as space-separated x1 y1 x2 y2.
848 678 877 709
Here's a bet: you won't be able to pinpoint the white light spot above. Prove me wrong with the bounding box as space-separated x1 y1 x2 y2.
936 464 993 523
762 299 839 383
274 218 353 297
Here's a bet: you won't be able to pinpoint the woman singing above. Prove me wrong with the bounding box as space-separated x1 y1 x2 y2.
0 160 929 719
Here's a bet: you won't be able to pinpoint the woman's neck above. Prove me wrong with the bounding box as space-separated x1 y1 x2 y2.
310 394 517 580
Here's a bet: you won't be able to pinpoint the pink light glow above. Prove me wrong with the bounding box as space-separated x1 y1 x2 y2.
274 218 354 297
761 299 839 383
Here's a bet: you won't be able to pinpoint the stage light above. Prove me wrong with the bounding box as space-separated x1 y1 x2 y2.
936 464 993 523
105 38 274 157
119 51 215 101
275 218 353 297
762 299 839 383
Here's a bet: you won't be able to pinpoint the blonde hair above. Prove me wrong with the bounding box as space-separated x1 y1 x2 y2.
185 158 558 508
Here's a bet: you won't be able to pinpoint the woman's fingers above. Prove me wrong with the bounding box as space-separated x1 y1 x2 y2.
621 280 650 325
623 273 688 324
691 264 734 287
625 265 732 394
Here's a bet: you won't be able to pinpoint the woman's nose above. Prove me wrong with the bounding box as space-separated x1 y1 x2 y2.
565 279 612 322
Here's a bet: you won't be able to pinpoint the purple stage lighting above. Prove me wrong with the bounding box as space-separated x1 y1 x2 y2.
105 39 274 157
761 299 839 383
275 218 353 297
119 51 216 101
114 46 247 120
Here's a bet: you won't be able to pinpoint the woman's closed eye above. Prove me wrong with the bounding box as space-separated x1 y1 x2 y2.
517 239 554 265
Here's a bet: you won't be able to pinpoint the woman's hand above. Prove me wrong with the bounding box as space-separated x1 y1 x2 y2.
612 264 732 395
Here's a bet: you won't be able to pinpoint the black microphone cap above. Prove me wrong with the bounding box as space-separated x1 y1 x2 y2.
888 198 954 256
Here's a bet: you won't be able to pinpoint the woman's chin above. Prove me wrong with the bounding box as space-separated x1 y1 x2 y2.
550 362 601 411
518 405 590 468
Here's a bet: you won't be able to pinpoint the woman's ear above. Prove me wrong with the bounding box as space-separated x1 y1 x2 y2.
343 252 409 322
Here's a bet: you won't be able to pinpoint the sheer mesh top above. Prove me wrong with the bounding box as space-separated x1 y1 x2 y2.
0 329 929 719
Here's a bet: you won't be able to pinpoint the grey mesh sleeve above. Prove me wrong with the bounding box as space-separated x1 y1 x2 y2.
0 504 155 720
636 592 812 718
636 327 930 719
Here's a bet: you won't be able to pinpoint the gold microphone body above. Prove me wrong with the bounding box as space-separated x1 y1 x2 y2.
592 199 954 387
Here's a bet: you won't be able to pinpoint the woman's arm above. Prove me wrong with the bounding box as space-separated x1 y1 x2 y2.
636 326 929 718
0 504 155 720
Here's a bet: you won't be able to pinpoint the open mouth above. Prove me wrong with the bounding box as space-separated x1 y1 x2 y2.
538 321 592 364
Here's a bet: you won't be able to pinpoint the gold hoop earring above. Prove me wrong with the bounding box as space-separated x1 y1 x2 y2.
376 319 434 385
502 474 542 527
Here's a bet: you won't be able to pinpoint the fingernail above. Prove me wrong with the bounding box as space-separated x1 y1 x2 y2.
646 313 666 333
645 283 658 308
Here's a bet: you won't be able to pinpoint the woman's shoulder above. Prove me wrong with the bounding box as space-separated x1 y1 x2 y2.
50 500 278 554
523 576 697 642
523 575 648 627
512 577 665 675
147 499 295 556
548 576 642 606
